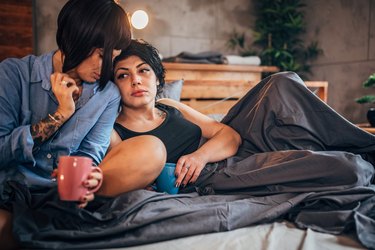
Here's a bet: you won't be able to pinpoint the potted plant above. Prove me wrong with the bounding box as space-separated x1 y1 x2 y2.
227 0 323 79
355 73 375 127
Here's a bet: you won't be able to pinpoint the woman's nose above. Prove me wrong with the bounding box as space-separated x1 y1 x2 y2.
131 75 141 86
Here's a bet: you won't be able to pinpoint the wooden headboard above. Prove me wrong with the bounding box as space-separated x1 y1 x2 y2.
163 62 328 115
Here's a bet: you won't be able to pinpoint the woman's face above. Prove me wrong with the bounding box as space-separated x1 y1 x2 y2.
114 55 159 108
74 48 121 83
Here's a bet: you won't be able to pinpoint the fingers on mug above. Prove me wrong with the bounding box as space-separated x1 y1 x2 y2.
57 156 103 201
89 167 103 192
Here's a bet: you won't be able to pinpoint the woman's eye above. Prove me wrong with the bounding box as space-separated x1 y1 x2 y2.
140 68 150 73
116 73 128 79
96 49 104 58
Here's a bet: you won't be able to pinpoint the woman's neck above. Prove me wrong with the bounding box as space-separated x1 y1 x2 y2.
117 103 166 132
52 50 63 73
118 104 156 122
52 50 82 86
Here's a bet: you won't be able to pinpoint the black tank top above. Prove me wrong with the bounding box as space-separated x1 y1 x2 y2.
113 103 202 163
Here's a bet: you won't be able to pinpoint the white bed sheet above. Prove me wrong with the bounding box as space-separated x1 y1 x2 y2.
116 221 365 250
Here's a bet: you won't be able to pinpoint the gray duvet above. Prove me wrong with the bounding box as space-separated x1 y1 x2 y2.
7 72 375 249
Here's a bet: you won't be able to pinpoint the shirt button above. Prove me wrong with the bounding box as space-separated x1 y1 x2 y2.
46 153 52 159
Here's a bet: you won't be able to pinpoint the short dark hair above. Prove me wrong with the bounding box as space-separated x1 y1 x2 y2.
114 39 166 94
56 0 131 90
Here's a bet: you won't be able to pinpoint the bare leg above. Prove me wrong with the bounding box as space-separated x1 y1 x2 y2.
0 209 18 249
97 135 167 197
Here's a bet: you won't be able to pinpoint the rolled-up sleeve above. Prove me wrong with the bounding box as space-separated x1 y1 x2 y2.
0 125 35 168
0 71 36 168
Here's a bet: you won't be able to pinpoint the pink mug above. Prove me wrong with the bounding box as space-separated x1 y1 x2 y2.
57 156 103 201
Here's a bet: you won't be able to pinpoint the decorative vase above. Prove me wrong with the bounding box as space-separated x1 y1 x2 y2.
367 108 375 127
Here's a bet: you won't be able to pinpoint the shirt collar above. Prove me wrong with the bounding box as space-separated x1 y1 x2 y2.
29 51 100 95
30 51 54 91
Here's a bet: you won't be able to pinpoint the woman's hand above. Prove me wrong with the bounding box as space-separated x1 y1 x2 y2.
50 72 79 119
78 169 103 208
52 167 103 208
174 152 208 187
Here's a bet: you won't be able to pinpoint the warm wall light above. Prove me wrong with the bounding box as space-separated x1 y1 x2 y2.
131 10 149 30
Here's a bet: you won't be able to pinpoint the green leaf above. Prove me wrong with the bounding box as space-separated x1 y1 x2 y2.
226 30 246 51
363 73 375 88
251 0 322 77
355 95 375 104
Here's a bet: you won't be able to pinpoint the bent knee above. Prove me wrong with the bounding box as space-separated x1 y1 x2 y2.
99 135 167 196
128 135 166 163
139 135 166 155
269 71 305 90
271 71 301 82
112 135 166 160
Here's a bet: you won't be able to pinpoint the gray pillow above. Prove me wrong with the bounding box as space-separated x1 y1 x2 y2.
157 79 184 101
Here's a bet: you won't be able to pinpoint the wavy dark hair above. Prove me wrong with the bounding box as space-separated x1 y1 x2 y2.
113 39 166 94
56 0 131 90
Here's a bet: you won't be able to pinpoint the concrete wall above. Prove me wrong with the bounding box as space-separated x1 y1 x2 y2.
303 0 375 124
34 0 375 123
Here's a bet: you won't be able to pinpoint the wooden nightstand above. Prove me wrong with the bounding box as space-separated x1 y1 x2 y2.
356 123 375 134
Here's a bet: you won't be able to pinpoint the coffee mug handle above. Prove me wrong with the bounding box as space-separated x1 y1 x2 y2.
89 167 103 193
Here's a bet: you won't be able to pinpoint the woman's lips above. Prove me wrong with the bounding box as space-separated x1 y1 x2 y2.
131 90 147 97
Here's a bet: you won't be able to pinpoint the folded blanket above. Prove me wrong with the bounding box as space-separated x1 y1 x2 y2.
163 51 225 64
223 55 261 65
162 52 261 65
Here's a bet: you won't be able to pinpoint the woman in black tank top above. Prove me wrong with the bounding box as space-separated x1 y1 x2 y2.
99 40 375 203
97 40 241 197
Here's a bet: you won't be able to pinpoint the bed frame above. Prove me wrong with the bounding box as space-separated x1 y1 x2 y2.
163 62 328 114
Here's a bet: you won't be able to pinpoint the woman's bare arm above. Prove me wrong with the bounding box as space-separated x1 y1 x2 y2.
158 98 242 186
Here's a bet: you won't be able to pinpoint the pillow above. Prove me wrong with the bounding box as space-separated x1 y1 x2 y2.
156 79 184 101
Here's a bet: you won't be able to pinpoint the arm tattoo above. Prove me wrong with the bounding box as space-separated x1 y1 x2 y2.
30 112 65 147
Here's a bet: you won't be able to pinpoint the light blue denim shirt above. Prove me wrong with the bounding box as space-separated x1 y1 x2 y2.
0 52 120 189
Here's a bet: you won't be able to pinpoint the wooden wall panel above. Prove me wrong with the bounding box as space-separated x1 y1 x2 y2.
0 0 33 61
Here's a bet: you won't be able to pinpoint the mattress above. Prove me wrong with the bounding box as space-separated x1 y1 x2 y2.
120 221 365 250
